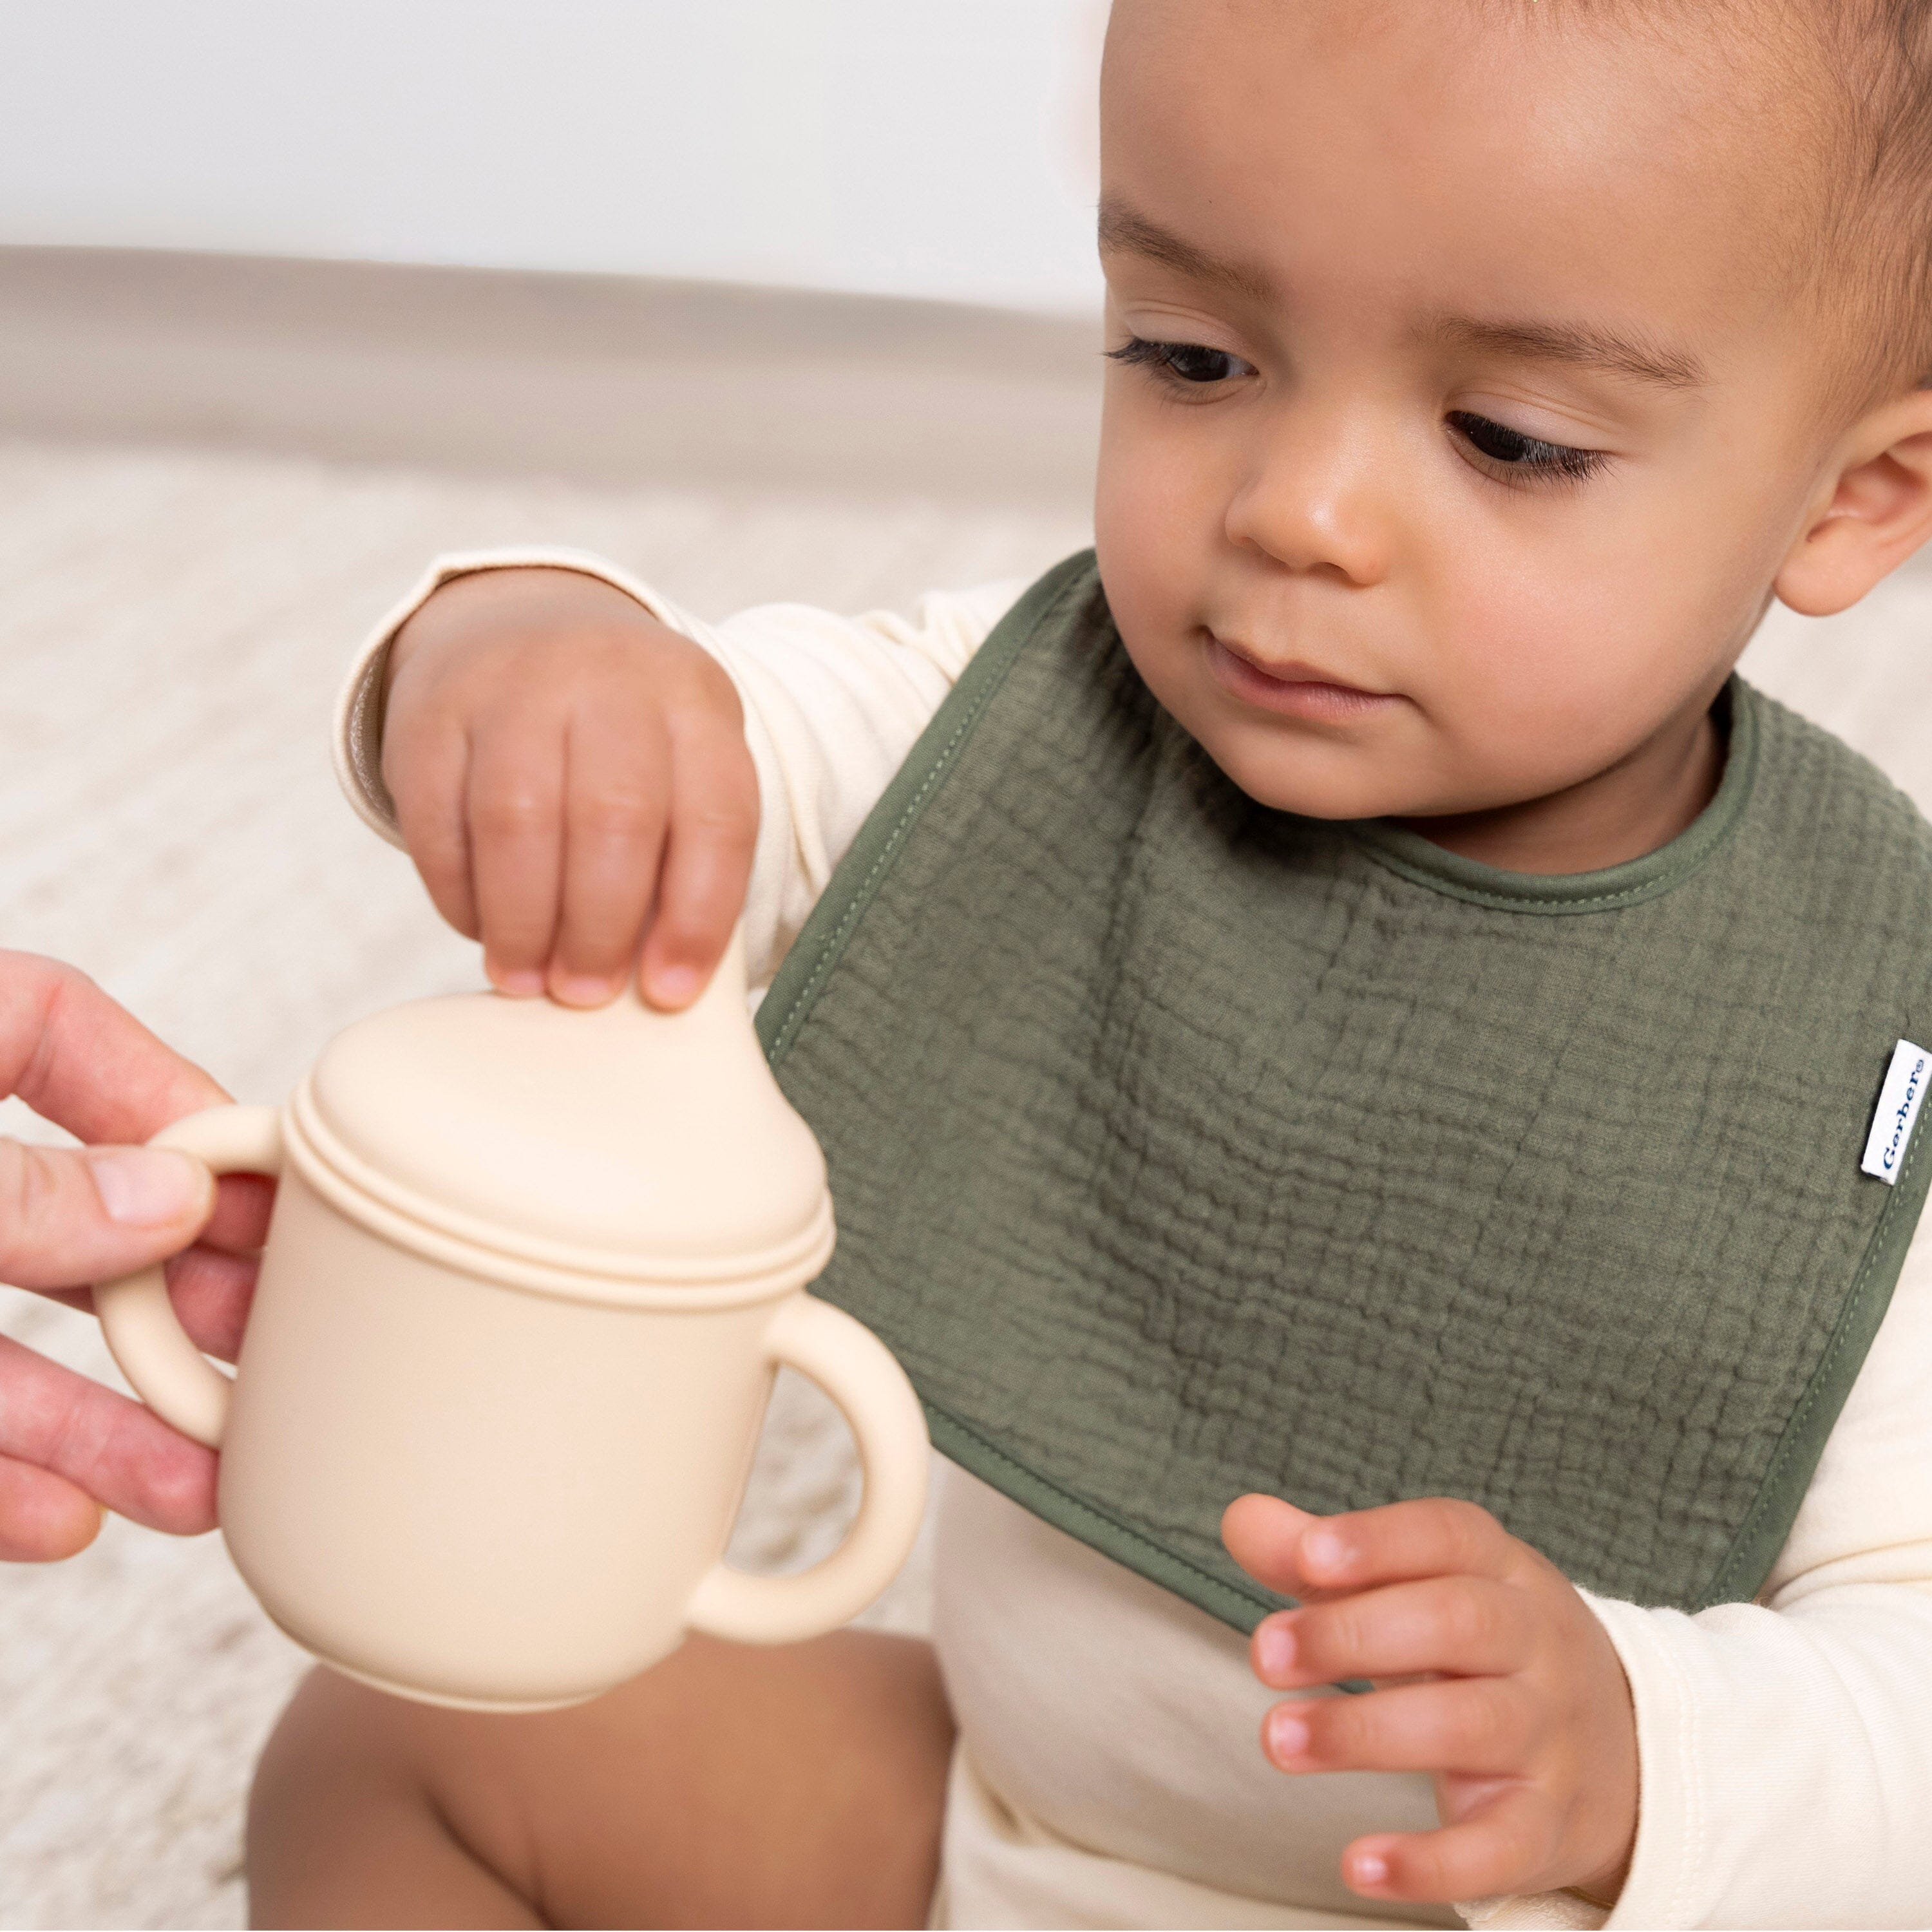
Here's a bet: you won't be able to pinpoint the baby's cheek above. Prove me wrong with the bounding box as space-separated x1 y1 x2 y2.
1094 384 1227 623
1421 568 1663 797
1092 527 1203 719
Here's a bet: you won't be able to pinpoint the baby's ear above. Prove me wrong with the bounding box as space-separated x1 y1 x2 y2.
1776 388 1932 617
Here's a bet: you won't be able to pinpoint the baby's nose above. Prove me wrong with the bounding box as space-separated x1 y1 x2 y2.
1221 410 1394 588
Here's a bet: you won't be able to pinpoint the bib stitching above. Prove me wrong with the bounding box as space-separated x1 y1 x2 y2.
1349 686 1760 916
1355 842 1710 914
764 568 1086 1061
926 1401 1272 1617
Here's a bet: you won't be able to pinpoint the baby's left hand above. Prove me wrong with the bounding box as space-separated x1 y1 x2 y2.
1222 1493 1637 1910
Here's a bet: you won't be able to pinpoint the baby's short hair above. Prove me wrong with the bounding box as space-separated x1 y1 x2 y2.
1497 0 1932 406
1815 0 1932 400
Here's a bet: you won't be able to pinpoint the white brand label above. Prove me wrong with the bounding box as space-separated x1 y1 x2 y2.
1862 1039 1931 1184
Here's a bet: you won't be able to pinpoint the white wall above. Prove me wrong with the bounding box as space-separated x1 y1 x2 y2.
0 0 1106 315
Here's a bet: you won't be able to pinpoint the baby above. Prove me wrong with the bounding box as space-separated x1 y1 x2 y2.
249 1 1932 1926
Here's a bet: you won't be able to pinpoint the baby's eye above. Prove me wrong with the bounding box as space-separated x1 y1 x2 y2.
1108 336 1255 386
1448 410 1607 484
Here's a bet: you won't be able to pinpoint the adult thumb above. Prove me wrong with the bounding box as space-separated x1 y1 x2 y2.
0 1138 214 1293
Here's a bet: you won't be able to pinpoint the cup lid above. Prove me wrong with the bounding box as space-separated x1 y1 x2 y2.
299 933 831 1278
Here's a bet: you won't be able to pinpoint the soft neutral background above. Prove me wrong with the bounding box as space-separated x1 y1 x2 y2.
2 7 1931 1929
0 0 1106 314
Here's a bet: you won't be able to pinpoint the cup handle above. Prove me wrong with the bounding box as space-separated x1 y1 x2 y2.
686 1293 929 1645
92 1104 285 1450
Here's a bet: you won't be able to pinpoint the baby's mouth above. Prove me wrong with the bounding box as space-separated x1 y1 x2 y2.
1202 629 1400 722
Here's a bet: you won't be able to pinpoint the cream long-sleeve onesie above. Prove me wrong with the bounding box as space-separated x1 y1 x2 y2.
337 551 1932 1932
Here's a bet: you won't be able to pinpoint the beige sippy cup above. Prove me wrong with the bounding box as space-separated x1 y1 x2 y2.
92 933 928 1712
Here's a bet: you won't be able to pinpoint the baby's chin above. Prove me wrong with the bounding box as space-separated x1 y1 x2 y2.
1167 698 1441 824
1191 728 1445 824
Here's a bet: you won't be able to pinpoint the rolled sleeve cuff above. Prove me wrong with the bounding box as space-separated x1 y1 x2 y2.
330 545 723 848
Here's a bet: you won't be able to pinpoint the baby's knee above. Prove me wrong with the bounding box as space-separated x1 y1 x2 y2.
247 1671 398 1875
245 1667 531 1929
251 1666 410 1823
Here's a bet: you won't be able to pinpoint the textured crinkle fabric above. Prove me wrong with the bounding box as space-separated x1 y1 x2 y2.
759 553 1932 1629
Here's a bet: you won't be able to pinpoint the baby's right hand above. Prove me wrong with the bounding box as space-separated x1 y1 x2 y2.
380 566 759 1010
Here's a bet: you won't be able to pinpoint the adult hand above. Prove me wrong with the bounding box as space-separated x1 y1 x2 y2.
0 952 272 1561
1224 1492 1638 1911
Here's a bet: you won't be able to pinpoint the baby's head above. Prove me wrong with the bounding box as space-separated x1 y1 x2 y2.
1093 0 1932 868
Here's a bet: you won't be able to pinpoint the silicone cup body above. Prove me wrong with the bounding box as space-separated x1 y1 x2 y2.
93 1103 928 1710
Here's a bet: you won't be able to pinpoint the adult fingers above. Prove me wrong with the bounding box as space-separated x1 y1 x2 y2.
1338 1788 1559 1906
43 1240 260 1366
637 702 760 1010
548 706 668 1007
386 714 480 942
467 718 566 996
0 1137 213 1294
1262 1674 1539 1778
0 1333 219 1536
0 954 270 1293
198 1171 275 1261
161 1243 259 1364
0 1454 103 1562
0 952 227 1144
1253 1576 1530 1689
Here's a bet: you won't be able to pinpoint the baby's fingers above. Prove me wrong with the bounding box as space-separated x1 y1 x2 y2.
549 709 669 1007
384 717 478 943
1254 1576 1530 1688
1306 1497 1522 1592
638 706 760 1010
467 724 565 996
1264 1676 1538 1778
1222 1492 1325 1598
1338 1788 1558 1906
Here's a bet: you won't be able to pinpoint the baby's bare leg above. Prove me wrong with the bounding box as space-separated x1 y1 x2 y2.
247 1631 952 1930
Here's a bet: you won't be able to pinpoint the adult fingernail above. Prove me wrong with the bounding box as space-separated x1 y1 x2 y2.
1352 1850 1388 1887
1255 1622 1296 1680
1265 1708 1310 1763
494 968 544 998
88 1148 209 1227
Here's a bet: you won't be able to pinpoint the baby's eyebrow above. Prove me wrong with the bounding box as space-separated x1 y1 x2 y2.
1097 200 1274 306
1097 199 1708 393
1428 315 1706 390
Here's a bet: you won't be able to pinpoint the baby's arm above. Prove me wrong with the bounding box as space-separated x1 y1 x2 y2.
1228 1215 1932 1928
335 549 1018 997
1555 1218 1932 1930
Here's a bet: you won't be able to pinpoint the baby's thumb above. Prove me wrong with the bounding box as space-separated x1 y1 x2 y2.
0 1139 214 1293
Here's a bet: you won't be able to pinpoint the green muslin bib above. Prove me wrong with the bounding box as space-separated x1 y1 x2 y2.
755 552 1932 1629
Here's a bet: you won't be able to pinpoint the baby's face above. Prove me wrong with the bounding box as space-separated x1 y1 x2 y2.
1093 0 1875 858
